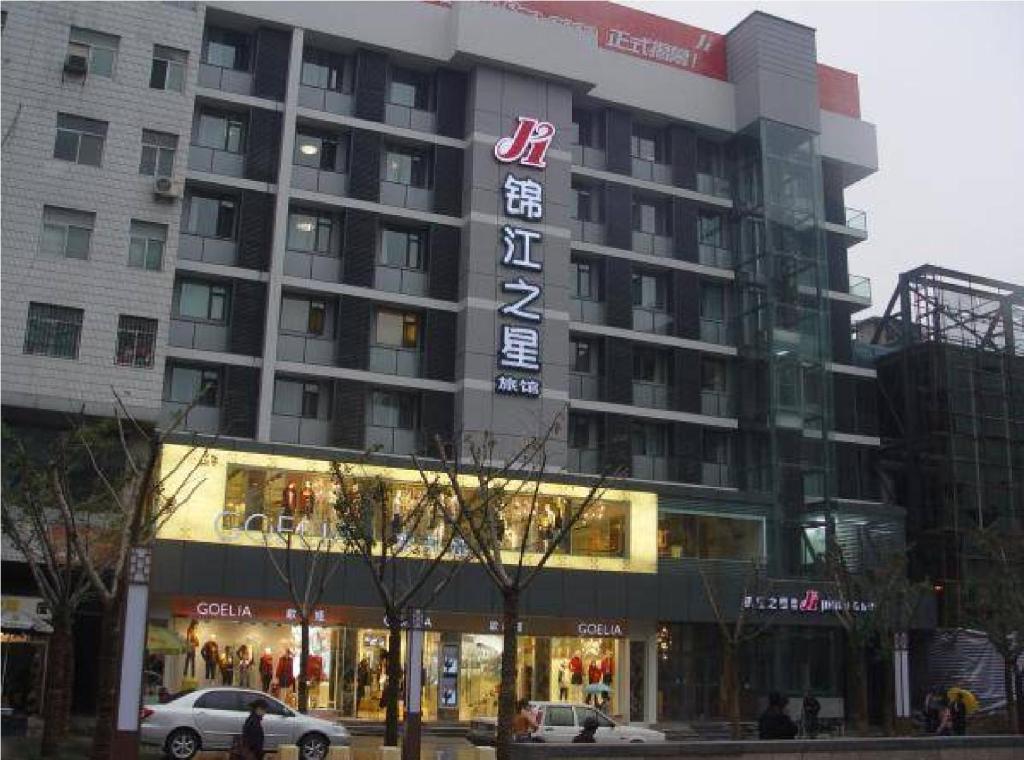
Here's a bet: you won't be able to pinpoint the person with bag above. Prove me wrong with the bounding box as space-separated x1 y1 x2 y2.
231 699 266 759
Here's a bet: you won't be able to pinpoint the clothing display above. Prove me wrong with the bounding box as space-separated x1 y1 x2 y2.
237 646 253 688
569 655 583 685
183 621 199 678
300 482 315 516
201 640 219 680
306 654 324 682
600 655 614 685
587 661 601 684
276 653 295 689
282 483 298 517
219 646 235 686
259 653 274 692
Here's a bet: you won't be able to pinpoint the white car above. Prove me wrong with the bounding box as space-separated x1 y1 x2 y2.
468 701 666 745
140 687 350 759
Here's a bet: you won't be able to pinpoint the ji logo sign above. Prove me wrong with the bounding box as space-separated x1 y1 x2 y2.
494 116 556 169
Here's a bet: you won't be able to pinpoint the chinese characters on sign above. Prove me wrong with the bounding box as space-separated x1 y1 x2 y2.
493 116 555 399
742 588 876 614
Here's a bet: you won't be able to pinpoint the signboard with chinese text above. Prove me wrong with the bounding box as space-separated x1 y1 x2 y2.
742 588 875 615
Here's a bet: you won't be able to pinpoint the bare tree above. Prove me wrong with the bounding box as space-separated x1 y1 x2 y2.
331 461 464 746
49 392 208 760
961 527 1024 733
431 416 610 760
1 427 95 756
696 560 772 739
262 514 344 714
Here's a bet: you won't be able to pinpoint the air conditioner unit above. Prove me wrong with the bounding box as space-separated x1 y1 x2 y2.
63 54 88 76
153 176 179 200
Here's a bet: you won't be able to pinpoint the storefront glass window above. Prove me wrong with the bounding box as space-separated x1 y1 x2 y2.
657 513 762 561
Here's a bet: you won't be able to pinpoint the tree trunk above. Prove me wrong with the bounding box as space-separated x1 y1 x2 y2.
845 635 868 734
90 598 122 760
39 614 74 756
1005 656 1019 734
383 621 403 746
297 618 310 714
496 588 520 760
720 640 742 739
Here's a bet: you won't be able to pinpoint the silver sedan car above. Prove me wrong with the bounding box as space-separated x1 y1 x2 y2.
140 687 350 759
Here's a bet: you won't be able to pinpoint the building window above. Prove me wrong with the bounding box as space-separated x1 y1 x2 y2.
177 281 228 322
631 124 666 163
700 282 725 322
40 206 94 259
128 220 167 271
657 513 762 560
632 272 667 309
388 67 429 109
573 340 598 374
698 211 727 248
568 414 600 449
23 303 83 359
701 357 728 393
115 315 157 368
167 365 219 406
383 144 429 187
53 113 107 166
301 47 346 91
294 131 345 172
273 378 324 419
194 109 245 153
380 227 425 270
139 129 177 177
370 390 417 429
150 45 187 92
633 348 668 384
696 138 726 178
280 296 330 337
375 309 420 349
203 26 250 71
286 209 335 255
571 259 601 301
632 196 671 235
572 181 603 223
572 107 604 148
631 422 668 457
68 27 119 78
184 192 237 239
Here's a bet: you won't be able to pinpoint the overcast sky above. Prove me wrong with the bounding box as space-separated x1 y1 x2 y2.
624 1 1024 312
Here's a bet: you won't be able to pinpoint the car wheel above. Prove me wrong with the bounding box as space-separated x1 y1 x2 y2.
165 728 200 759
299 732 329 760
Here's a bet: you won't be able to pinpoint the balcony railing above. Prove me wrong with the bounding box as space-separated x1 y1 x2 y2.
701 462 734 487
700 389 732 417
696 173 731 199
177 233 237 266
374 265 428 297
698 243 732 269
632 381 670 409
270 415 332 446
188 145 245 178
631 455 669 481
297 86 353 117
284 249 343 283
571 143 607 171
197 62 254 97
570 297 605 325
848 274 872 300
277 334 335 366
699 318 729 345
567 447 602 475
844 207 867 231
379 182 433 212
365 425 419 455
632 230 673 258
632 307 673 335
384 103 436 133
631 157 672 185
570 218 606 245
291 165 348 197
569 373 602 401
368 345 422 377
169 319 229 353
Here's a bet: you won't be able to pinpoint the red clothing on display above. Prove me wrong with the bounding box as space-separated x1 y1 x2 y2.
259 654 274 678
306 654 324 681
588 662 601 684
276 655 295 687
600 656 614 677
569 656 583 675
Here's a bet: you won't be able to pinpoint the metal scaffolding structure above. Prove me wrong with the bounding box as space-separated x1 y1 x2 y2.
865 265 1023 626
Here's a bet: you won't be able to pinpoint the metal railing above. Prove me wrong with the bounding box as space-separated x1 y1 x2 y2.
844 207 867 231
848 273 872 300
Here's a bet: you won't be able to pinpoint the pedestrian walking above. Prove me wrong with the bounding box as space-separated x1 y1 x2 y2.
573 716 599 743
233 699 266 759
924 688 942 734
512 699 539 742
802 692 820 738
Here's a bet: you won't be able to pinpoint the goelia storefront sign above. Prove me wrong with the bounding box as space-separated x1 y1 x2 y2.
492 116 554 399
743 589 876 614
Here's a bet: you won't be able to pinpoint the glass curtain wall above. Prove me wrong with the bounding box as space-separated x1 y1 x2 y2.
733 120 834 575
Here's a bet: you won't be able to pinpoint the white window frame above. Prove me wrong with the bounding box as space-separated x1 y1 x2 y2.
69 26 119 78
40 206 94 260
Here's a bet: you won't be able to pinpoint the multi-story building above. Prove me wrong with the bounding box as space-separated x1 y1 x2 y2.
2 1 887 724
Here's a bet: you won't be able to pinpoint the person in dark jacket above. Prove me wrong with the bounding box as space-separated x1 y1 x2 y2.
241 699 266 758
573 716 599 743
758 692 798 740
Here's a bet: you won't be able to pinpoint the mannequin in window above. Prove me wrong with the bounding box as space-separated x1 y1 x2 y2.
184 619 199 678
276 649 295 691
237 644 253 688
282 482 298 518
219 645 235 686
301 480 316 517
259 648 274 692
201 637 219 681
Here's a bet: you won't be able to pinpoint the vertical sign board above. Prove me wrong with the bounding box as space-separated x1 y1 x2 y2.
440 643 459 708
894 631 911 718
493 116 555 398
